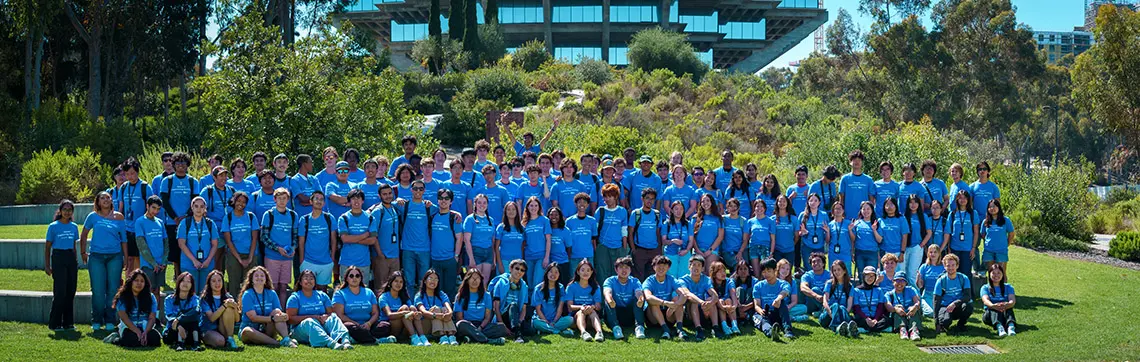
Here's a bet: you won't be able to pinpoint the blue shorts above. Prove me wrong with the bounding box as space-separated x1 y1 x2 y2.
299 260 334 285
982 251 1008 263
748 244 770 261
473 247 494 265
239 321 264 333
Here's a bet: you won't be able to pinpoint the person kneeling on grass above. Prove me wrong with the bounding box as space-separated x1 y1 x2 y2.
287 270 354 350
567 259 605 342
164 272 203 351
416 269 460 345
751 258 794 341
114 270 161 347
643 255 687 339
981 264 1017 338
603 256 647 340
885 272 922 341
489 259 533 343
239 266 296 348
679 255 720 341
933 254 973 335
851 266 891 335
531 263 574 336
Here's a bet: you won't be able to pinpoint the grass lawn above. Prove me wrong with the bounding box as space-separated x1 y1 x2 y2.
0 246 1137 361
0 269 91 292
0 224 49 239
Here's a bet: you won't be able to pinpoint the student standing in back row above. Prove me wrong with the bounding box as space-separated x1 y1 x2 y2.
46 200 79 331
118 158 150 275
161 152 199 277
840 150 876 221
223 190 260 295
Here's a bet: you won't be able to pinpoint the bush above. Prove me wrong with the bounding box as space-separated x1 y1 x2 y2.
1018 225 1091 252
627 28 709 82
998 160 1097 242
17 148 108 204
466 66 538 107
1103 186 1140 205
1109 231 1140 261
1087 207 1123 234
511 40 552 72
575 58 614 85
478 23 507 65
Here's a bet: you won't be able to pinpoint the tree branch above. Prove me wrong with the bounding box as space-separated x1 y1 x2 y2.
62 0 91 44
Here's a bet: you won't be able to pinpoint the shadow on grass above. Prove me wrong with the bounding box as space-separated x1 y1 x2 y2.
48 329 82 341
1015 296 1072 311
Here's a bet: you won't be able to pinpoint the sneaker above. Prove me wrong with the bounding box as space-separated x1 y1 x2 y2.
582 332 592 342
193 344 205 352
996 324 1006 338
731 322 741 335
594 332 604 342
910 327 921 341
751 314 763 328
489 337 506 345
634 325 646 339
412 335 424 346
226 336 238 349
280 337 297 348
1007 323 1016 336
423 335 433 346
677 328 689 340
901 328 909 340
612 326 624 340
838 322 849 337
92 324 103 331
661 328 671 339
105 323 117 331
721 321 732 336
783 327 794 340
560 329 575 336
377 336 397 344
695 328 706 341
513 336 524 344
332 342 345 350
847 322 860 338
445 335 456 345
176 343 185 352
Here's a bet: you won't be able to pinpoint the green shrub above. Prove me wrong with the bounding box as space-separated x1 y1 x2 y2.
478 23 507 64
1018 225 1091 252
627 28 709 82
137 143 212 182
1103 187 1140 205
537 92 561 108
408 95 447 115
511 40 551 72
998 160 1097 242
1086 207 1121 234
17 148 108 204
529 61 578 92
575 58 614 85
466 66 538 107
1109 231 1140 261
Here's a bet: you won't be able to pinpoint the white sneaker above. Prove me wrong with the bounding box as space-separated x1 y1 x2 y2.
1007 324 1016 336
612 326 623 339
910 327 921 341
582 332 592 341
421 335 432 346
634 325 646 339
594 332 604 342
900 328 909 340
996 324 1007 337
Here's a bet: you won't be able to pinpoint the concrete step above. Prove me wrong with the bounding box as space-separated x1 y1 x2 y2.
0 290 93 324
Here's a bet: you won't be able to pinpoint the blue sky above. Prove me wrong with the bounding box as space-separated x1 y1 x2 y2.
762 0 1089 70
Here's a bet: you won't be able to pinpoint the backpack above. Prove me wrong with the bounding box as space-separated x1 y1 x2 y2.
166 175 199 198
306 213 334 241
596 208 607 235
182 218 217 243
225 211 255 232
337 212 374 244
428 210 460 241
630 208 660 242
204 185 235 214
262 209 297 248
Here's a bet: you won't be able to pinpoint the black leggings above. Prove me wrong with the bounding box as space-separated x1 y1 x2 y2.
163 319 201 346
983 308 1016 329
49 249 78 329
118 328 162 347
346 322 390 343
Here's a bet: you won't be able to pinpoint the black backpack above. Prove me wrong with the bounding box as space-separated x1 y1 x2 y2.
262 209 297 247
630 208 660 242
225 211 255 232
166 174 199 199
428 210 461 241
182 218 217 241
204 185 235 214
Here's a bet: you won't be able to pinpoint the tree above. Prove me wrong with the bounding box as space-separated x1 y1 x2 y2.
462 0 482 67
449 0 465 41
1073 5 1140 147
485 0 498 24
627 28 708 81
759 67 794 91
9 0 58 116
427 0 442 74
859 0 932 27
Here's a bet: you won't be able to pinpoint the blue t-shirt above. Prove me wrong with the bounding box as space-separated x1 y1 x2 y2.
948 180 972 212
152 173 171 202
828 218 852 263
429 211 462 261
250 189 278 223
338 211 374 267
332 287 377 323
757 192 777 217
711 166 738 191
298 212 334 265
495 223 526 263
455 292 492 322
176 217 219 269
241 288 282 323
898 180 932 210
840 173 876 220
905 213 931 249
515 181 550 212
463 214 496 249
387 155 410 178
643 274 680 300
663 220 692 256
786 184 811 215
440 181 473 218
414 291 452 311
323 181 355 218
565 215 599 259
603 276 643 307
933 274 971 307
490 274 530 315
565 282 602 306
874 180 900 216
117 181 150 222
917 263 946 294
595 206 629 249
693 214 723 252
422 179 444 205
200 185 234 222
824 280 851 308
852 219 877 252
980 217 1015 253
474 185 511 225
630 209 661 249
694 188 724 209
928 216 948 249
514 141 541 156
85 212 126 254
771 214 799 253
227 179 258 196
852 286 884 317
808 180 839 214
199 295 228 330
133 217 166 268
681 274 713 300
724 187 755 219
662 184 697 215
551 178 596 213
378 292 412 321
260 209 296 261
970 181 1001 218
549 227 571 264
316 171 338 194
921 178 949 208
352 181 383 210
523 216 552 260
117 293 159 330
980 283 1015 310
370 206 400 258
800 211 829 250
721 215 747 254
886 286 920 310
531 283 565 317
160 174 198 225
623 172 662 210
164 295 201 328
221 211 259 256
286 290 333 319
47 220 79 250
947 210 980 251
395 201 431 252
289 173 319 216
752 278 790 308
747 216 775 252
877 216 910 254
801 270 832 294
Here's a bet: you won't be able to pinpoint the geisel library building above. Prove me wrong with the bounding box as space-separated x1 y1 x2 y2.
338 0 827 73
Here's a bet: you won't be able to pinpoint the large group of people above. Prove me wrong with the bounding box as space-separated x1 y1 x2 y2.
41 124 1020 350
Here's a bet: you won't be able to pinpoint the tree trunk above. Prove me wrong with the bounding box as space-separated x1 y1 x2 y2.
164 80 170 123
31 27 44 111
88 38 102 120
179 71 188 121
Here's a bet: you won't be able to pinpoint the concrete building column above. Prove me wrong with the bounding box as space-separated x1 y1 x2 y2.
602 0 611 62
543 0 554 54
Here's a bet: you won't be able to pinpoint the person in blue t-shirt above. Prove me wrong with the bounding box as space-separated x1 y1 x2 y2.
297 190 336 291
710 261 741 336
332 266 396 344
521 197 553 288
679 255 719 341
501 114 558 156
551 159 598 214
786 165 811 215
840 150 877 221
46 200 81 331
827 202 853 272
516 164 551 212
850 201 883 273
874 161 899 217
851 266 890 334
287 270 352 350
547 207 573 284
695 169 724 211
164 272 203 351
981 264 1017 337
324 161 355 219
692 194 725 272
933 254 973 334
454 270 509 344
711 150 738 192
531 263 573 335
113 270 161 347
221 192 259 295
602 256 646 340
877 197 910 260
885 272 922 341
177 197 218 294
239 266 296 347
566 260 605 342
201 166 234 273
488 260 532 343
415 269 460 345
594 184 629 284
663 201 695 278
662 165 697 217
428 189 464 299
227 158 258 196
566 193 600 268
117 157 149 274
420 160 445 206
757 174 782 218
799 253 832 320
809 166 840 216
920 160 949 212
897 163 932 213
463 194 497 286
980 200 1015 273
475 165 512 226
917 244 946 317
495 202 527 277
902 194 931 286
970 161 1001 224
751 258 794 340
630 189 662 280
798 194 830 271
747 200 775 279
161 152 199 276
353 159 384 210
724 170 755 221
822 261 855 336
947 163 972 212
289 154 319 216
643 256 686 339
388 135 418 178
946 190 981 276
720 198 748 271
200 270 240 349
770 195 799 270
395 180 434 291
378 271 429 346
260 188 297 307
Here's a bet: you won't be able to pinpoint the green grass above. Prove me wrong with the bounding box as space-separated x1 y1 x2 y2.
0 224 49 239
0 247 1137 361
0 269 91 292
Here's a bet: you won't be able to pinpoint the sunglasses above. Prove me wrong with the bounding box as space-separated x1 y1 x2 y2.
512 267 527 273
162 159 172 163
347 274 362 279
977 168 990 172
440 197 453 201
174 161 188 166
693 173 705 177
337 169 350 174
412 187 425 191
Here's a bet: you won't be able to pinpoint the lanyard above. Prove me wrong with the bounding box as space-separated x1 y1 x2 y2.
809 212 821 236
864 288 874 309
253 290 266 315
194 219 205 254
125 182 136 219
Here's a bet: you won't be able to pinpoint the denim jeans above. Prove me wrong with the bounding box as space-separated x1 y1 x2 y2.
532 315 573 334
773 250 796 267
525 259 545 291
291 314 350 348
752 304 790 333
820 302 851 331
903 246 923 286
950 249 974 276
88 252 123 325
855 250 879 273
603 303 645 329
186 267 211 294
430 258 458 300
401 250 431 291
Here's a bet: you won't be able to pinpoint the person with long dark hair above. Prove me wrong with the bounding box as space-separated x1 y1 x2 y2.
720 198 748 272
567 259 605 342
822 260 855 337
692 193 724 271
415 269 459 345
827 202 853 275
725 170 754 220
238 266 296 347
981 200 1015 273
710 261 740 336
287 269 353 350
199 270 239 349
877 197 909 269
222 191 260 296
757 174 781 218
332 266 395 345
531 263 573 335
163 272 202 351
944 190 980 276
798 194 830 271
663 200 694 278
114 270 161 347
547 207 572 285
850 201 883 272
981 263 1017 337
495 201 526 277
902 194 930 285
770 195 799 268
454 269 508 345
46 200 79 331
82 191 126 331
379 270 428 346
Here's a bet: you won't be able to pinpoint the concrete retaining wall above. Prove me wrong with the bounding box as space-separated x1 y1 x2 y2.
0 290 92 324
0 203 94 225
0 240 59 270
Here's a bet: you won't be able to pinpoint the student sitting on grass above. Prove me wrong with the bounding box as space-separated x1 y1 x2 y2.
981 263 1017 338
776 259 806 321
822 261 855 337
916 244 945 317
885 272 922 341
751 258 794 341
679 255 720 341
852 266 891 335
114 269 161 347
163 272 203 351
199 270 239 349
567 259 605 342
731 262 757 323
603 256 647 340
416 269 460 345
710 261 740 336
286 270 353 350
643 255 687 339
238 266 296 348
379 271 429 346
531 263 574 336
933 254 973 334
454 270 508 345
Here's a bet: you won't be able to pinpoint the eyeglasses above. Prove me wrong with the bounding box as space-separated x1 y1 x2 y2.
440 197 453 201
512 267 527 273
337 169 350 174
347 274 362 279
977 168 990 172
174 161 188 166
412 187 425 191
